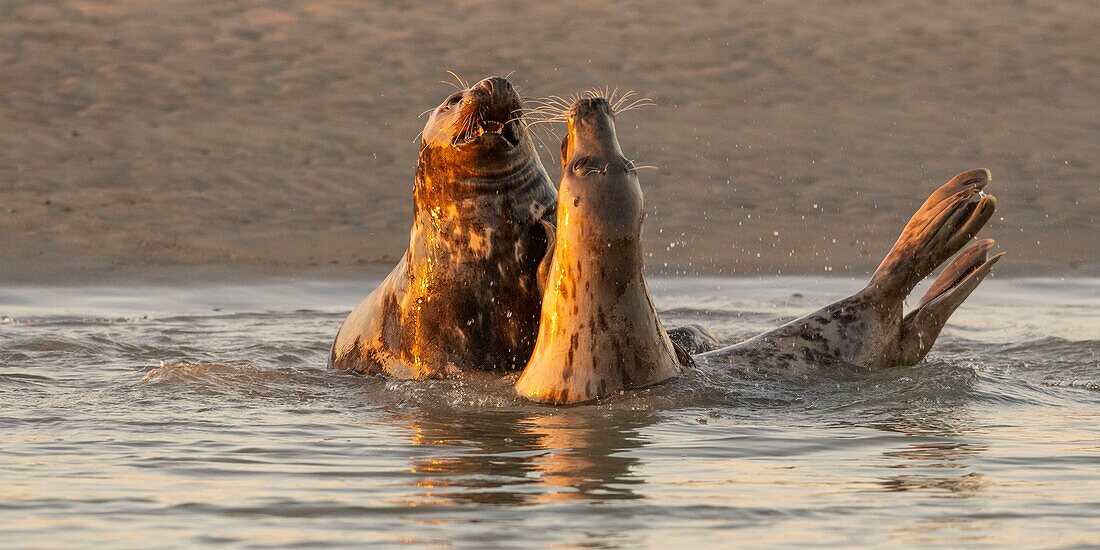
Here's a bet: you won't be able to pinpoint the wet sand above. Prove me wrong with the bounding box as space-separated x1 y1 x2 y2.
1 0 1097 284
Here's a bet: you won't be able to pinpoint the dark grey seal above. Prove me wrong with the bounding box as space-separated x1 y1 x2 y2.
331 76 557 379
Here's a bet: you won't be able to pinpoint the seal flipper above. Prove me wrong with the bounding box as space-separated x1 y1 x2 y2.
536 219 556 293
868 168 996 302
701 169 1002 372
895 239 1004 365
864 168 1000 366
667 324 721 354
671 340 696 368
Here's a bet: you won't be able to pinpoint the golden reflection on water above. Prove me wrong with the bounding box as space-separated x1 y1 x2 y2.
402 408 651 506
393 399 1095 543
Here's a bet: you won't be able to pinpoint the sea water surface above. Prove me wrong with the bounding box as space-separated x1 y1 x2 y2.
1 277 1098 548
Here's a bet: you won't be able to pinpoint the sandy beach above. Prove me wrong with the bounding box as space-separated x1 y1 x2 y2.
1 0 1097 284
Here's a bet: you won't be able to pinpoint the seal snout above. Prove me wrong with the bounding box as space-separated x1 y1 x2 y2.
469 76 520 117
568 97 613 121
563 97 625 172
451 76 523 149
473 76 513 98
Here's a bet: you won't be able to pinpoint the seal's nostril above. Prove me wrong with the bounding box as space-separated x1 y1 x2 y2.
477 77 511 97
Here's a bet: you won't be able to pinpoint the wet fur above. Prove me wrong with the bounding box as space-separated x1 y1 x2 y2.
516 98 683 404
331 77 557 378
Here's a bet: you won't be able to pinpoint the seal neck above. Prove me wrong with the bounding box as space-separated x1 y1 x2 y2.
553 208 646 287
448 153 549 194
413 153 553 214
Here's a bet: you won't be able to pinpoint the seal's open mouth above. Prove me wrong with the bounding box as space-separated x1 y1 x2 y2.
452 114 520 149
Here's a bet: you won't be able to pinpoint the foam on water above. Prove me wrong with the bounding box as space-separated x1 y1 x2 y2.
1 278 1098 547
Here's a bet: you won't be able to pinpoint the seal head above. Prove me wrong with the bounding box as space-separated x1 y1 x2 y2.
418 76 530 190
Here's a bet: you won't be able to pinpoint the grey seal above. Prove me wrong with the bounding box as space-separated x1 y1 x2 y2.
515 95 688 404
331 76 557 379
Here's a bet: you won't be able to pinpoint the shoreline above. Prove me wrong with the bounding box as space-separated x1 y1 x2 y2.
2 256 1097 287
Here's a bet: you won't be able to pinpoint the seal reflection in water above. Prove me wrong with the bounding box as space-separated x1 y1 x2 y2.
402 408 652 505
331 76 557 378
700 168 1002 373
516 95 689 405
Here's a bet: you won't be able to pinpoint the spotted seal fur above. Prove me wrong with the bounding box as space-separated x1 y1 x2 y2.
700 168 1002 372
331 76 557 378
515 95 688 404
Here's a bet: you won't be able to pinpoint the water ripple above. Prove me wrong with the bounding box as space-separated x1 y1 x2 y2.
1 279 1098 547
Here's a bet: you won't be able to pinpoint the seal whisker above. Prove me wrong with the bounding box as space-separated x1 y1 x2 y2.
453 109 481 145
547 94 572 106
522 109 567 123
521 109 563 118
605 86 622 107
537 96 573 112
520 105 557 117
524 119 565 128
522 108 561 116
529 124 559 154
536 123 560 141
521 115 559 128
615 97 656 114
509 111 551 126
446 70 469 90
620 95 651 107
523 96 558 105
543 95 572 105
612 91 637 112
530 95 574 122
525 99 566 109
521 100 570 123
521 114 563 125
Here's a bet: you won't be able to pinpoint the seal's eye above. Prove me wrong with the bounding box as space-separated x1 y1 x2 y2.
441 93 463 111
572 156 603 176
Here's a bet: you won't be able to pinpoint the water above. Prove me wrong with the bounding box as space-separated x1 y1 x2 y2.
2 278 1098 548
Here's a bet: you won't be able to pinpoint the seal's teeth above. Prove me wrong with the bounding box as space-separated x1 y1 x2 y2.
480 120 504 134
